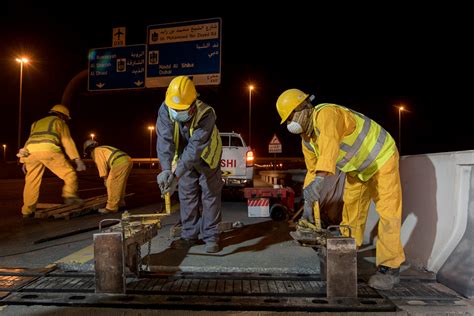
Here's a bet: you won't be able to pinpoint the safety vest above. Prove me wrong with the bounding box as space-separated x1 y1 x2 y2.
98 146 129 168
25 116 61 147
303 103 396 181
171 100 222 169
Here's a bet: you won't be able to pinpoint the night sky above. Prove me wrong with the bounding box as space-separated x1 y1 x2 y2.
1 2 470 160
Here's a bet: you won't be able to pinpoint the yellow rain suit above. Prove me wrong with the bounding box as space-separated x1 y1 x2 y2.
91 146 133 211
21 115 81 215
302 104 405 268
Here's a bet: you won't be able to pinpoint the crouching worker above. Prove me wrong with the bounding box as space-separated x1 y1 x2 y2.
276 88 405 290
19 104 86 218
83 140 133 214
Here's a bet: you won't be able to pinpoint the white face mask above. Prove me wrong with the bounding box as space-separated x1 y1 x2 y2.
169 108 192 122
287 121 303 134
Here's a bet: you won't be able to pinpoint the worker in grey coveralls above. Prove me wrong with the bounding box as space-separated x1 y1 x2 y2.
156 76 223 253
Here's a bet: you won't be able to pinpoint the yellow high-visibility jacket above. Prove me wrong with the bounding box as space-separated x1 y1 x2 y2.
25 116 80 160
303 104 396 181
171 100 222 170
91 146 130 177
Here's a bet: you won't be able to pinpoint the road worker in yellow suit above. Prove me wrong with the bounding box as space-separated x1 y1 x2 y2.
18 104 86 218
83 140 133 214
276 89 405 290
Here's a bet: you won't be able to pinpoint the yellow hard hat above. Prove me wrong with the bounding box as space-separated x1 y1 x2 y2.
49 104 71 119
276 89 309 124
165 76 197 110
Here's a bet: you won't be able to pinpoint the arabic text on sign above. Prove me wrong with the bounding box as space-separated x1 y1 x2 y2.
150 22 219 44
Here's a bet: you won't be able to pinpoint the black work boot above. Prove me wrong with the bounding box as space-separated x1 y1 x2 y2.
368 265 400 290
205 241 221 253
170 238 197 249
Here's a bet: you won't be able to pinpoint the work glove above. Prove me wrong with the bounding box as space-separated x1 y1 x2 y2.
16 148 30 158
162 173 179 196
302 200 315 224
21 164 27 175
75 158 86 172
157 170 173 192
303 176 325 205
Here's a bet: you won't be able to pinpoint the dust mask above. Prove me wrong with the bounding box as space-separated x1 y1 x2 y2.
287 121 303 134
169 108 192 122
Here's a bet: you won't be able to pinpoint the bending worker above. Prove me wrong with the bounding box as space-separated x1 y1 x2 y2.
156 75 223 253
18 104 86 218
83 140 133 214
276 89 405 290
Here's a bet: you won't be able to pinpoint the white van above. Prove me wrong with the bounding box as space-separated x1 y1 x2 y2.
220 132 254 187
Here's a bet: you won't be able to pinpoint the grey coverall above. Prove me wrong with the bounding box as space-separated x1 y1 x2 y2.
156 102 223 243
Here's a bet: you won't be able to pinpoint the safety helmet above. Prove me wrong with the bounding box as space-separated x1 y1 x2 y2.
276 89 309 124
165 76 197 110
49 104 71 119
83 139 98 155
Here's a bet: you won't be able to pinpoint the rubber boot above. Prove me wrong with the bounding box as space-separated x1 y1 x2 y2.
368 265 400 290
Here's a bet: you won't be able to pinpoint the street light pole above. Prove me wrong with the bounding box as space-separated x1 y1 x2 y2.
398 106 404 154
2 144 6 162
248 85 254 147
16 57 29 149
148 126 154 168
90 133 95 141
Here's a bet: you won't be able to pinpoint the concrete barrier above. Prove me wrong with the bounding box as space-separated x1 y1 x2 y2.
373 150 473 272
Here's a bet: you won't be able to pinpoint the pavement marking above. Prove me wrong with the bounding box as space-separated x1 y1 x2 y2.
56 244 94 265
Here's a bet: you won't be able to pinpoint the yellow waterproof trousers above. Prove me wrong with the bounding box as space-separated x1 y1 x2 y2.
105 158 133 211
21 151 78 215
341 152 405 268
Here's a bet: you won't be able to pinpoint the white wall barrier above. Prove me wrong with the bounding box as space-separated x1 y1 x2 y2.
364 150 474 273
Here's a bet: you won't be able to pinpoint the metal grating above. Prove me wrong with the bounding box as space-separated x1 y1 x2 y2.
0 267 53 292
1 270 463 312
19 271 380 298
2 291 395 312
127 277 331 296
23 276 95 292
0 275 37 291
377 280 460 301
2 271 396 311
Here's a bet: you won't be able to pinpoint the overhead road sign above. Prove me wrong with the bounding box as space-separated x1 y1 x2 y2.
88 44 146 91
146 18 222 88
112 27 126 47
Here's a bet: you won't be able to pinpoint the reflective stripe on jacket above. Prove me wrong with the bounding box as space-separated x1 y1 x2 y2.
92 146 130 178
24 116 80 160
171 100 222 170
304 103 396 181
25 116 61 147
98 146 129 168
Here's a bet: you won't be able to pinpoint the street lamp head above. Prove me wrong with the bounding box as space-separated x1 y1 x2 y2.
16 57 29 64
2 144 6 149
249 85 254 91
148 126 154 131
